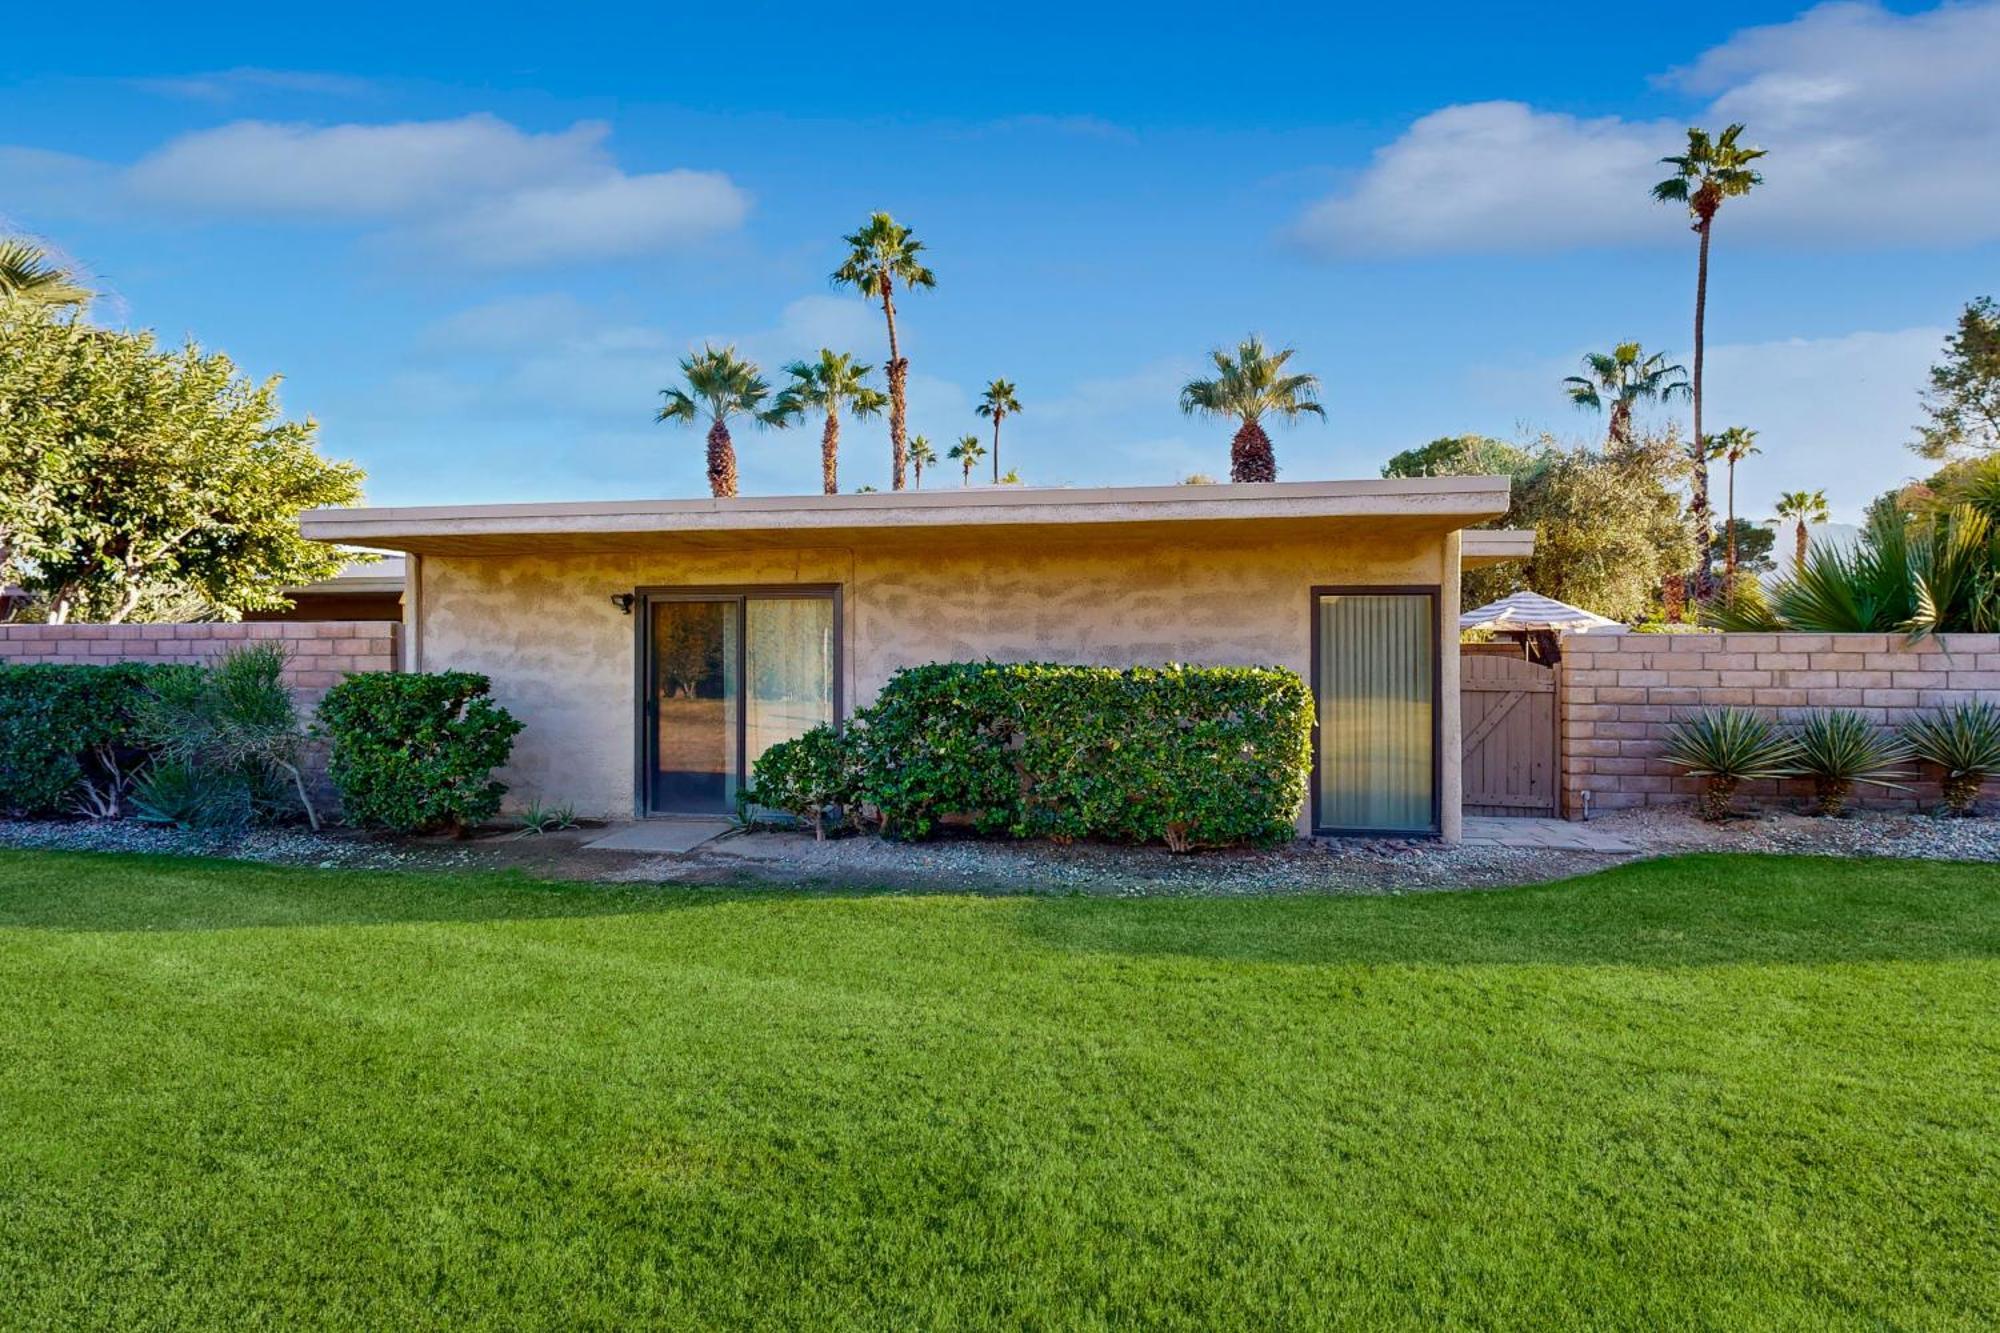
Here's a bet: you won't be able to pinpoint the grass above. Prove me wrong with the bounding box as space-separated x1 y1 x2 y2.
1 851 1996 1330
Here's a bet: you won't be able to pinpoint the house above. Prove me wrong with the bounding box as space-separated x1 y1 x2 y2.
246 556 407 623
302 478 1527 841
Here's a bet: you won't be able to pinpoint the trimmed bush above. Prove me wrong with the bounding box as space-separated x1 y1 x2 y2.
822 662 1313 851
0 662 199 817
743 725 863 839
316 672 523 835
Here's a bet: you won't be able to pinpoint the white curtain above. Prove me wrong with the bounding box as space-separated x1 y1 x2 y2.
1317 593 1434 832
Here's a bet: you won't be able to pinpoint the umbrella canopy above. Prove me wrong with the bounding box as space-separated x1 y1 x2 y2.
1460 591 1626 634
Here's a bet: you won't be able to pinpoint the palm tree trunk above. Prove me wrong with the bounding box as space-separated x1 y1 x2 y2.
1690 218 1714 601
706 418 738 499
882 283 908 492
1609 400 1632 449
962 458 972 486
1725 458 1738 589
1795 521 1807 573
991 414 1002 483
1230 418 1277 484
820 410 840 496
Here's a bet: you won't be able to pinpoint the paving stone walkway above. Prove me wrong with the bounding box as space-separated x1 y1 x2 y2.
1460 816 1637 853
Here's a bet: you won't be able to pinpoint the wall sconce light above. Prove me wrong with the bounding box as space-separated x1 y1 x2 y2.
610 593 636 615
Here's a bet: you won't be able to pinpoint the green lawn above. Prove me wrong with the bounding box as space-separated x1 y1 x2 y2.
2 852 1996 1330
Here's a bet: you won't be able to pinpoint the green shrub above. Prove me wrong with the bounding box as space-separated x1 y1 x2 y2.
743 725 863 839
0 662 200 817
1901 700 2000 815
1662 708 1799 821
315 672 523 835
847 662 1314 851
135 644 319 829
130 757 256 831
1789 709 1909 817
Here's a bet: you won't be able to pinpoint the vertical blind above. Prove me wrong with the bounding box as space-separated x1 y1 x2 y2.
1316 592 1435 832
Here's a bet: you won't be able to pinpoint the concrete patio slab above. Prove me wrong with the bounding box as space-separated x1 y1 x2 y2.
582 820 733 854
1460 817 1637 853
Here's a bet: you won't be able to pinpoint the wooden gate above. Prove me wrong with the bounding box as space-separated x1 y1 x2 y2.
1460 648 1558 816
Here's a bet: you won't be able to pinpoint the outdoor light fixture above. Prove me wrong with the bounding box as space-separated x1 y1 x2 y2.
610 593 636 615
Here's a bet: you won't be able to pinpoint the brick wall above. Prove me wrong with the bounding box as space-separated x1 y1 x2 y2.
1559 632 2000 816
0 621 399 711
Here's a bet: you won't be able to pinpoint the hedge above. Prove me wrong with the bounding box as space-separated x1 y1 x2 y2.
314 671 523 835
748 662 1314 851
0 662 200 816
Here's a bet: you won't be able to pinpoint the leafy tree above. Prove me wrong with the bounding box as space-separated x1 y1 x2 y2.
832 213 935 491
1774 489 1830 572
908 435 936 489
1178 336 1325 483
975 379 1022 484
947 434 986 485
1911 296 2000 461
1710 518 1776 576
1654 123 1766 600
0 308 361 623
1382 434 1536 480
1560 343 1690 447
771 349 885 496
1445 432 1695 622
1707 425 1760 587
656 344 785 498
0 238 90 309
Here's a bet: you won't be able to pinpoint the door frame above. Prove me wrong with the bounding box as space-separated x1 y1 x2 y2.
631 583 844 818
1307 584 1443 838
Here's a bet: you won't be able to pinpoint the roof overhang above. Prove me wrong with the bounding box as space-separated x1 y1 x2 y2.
1461 528 1535 568
300 478 1514 557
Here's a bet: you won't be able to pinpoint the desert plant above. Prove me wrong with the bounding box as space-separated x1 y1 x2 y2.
316 672 523 835
1789 709 1909 817
1901 700 2000 815
770 348 886 495
515 800 580 836
1178 336 1325 483
655 345 787 499
136 644 320 829
130 757 254 831
1661 708 1797 821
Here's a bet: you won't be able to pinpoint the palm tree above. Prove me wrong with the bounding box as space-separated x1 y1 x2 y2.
831 213 935 492
1708 425 1760 588
1775 489 1830 572
772 349 886 496
0 238 90 308
948 434 986 486
655 344 785 499
1178 336 1325 483
975 380 1022 484
1561 342 1690 447
1655 124 1766 600
908 435 937 489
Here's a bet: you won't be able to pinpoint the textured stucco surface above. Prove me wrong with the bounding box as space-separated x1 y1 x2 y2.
416 526 1462 837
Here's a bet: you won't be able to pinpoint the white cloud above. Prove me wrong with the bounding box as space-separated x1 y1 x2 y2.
129 68 375 102
1297 1 2000 253
15 113 748 268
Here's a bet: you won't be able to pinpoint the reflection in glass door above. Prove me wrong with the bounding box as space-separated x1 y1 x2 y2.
645 591 836 815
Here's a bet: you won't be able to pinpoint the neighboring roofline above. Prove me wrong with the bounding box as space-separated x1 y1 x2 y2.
1461 528 1534 567
300 477 1513 553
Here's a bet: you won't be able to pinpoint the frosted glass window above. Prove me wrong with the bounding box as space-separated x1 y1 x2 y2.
1316 593 1435 832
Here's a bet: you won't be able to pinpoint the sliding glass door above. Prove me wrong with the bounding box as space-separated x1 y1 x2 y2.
1313 589 1438 834
643 589 837 815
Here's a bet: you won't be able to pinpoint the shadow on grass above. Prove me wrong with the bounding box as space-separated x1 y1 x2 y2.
2 848 1995 968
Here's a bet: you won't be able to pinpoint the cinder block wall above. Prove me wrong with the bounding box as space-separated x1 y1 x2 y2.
1559 632 2000 816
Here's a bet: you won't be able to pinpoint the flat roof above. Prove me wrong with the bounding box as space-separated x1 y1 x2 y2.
300 477 1514 556
1461 528 1535 567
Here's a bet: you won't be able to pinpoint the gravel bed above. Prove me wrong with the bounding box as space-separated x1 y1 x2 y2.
0 819 503 873
1587 804 2000 862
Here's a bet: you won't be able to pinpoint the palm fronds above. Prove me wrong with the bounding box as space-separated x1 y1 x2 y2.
1790 710 1909 816
1901 701 2000 815
0 238 91 308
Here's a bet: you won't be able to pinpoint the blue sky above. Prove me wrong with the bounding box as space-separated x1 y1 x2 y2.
4 0 1996 519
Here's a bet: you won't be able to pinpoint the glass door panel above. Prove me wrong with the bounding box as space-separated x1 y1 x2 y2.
745 597 835 771
1316 592 1436 833
649 599 739 814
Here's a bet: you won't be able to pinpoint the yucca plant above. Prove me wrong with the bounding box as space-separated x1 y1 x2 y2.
1661 708 1797 821
1789 709 1910 817
1901 701 2000 816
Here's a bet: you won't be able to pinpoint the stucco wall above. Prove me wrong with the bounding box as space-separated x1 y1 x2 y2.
1559 631 2000 815
415 526 1462 837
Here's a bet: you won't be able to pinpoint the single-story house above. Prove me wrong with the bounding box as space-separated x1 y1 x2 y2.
302 479 1527 841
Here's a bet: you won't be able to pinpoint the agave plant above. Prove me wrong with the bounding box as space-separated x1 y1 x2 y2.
1901 701 2000 816
1661 708 1797 821
1789 710 1909 817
